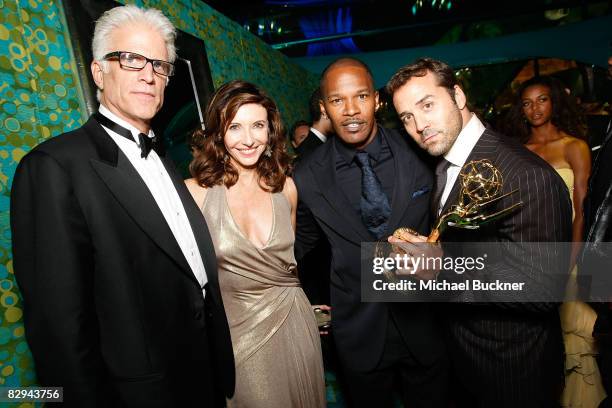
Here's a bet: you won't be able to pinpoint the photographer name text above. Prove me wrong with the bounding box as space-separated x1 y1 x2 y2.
372 279 525 292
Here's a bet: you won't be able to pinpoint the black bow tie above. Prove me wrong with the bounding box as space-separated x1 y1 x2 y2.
94 112 164 158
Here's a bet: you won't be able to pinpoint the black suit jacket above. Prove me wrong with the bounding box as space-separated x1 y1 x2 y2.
294 131 330 304
294 126 445 372
295 130 325 159
440 129 572 406
584 119 612 244
582 119 612 369
10 117 235 407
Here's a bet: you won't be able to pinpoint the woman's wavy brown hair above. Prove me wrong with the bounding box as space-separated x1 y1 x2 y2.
503 75 587 144
189 80 291 192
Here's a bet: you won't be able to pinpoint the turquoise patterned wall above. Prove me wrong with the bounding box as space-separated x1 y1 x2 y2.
0 0 318 402
0 1 86 404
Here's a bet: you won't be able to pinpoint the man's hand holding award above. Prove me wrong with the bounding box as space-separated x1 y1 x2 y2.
387 159 522 279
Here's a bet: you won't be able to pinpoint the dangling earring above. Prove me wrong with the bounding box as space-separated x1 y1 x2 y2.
264 145 272 158
223 153 229 162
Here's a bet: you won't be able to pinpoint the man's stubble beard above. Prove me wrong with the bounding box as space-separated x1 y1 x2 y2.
424 104 463 157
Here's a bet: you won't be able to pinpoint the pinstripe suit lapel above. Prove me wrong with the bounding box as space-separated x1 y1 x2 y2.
440 129 500 215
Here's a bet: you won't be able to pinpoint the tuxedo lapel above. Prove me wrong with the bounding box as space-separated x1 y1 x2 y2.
311 143 372 244
86 118 198 286
161 158 222 300
385 129 418 232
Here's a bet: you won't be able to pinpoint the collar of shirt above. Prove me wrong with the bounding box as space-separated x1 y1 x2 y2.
335 125 383 166
310 127 327 143
444 114 486 168
98 104 156 144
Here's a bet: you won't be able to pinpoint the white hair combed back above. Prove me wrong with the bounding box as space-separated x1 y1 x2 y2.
92 5 177 64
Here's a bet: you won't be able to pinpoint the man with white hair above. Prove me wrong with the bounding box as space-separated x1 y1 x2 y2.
10 5 234 406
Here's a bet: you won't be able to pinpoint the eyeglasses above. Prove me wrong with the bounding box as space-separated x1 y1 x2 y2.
102 51 175 77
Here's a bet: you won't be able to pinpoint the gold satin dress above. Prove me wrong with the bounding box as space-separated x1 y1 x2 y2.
557 168 606 408
201 185 326 408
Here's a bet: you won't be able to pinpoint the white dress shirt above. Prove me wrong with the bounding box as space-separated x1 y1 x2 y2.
437 114 486 214
310 127 328 143
98 105 208 294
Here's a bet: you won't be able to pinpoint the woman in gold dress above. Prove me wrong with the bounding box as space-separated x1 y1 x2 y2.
507 75 603 407
186 80 325 407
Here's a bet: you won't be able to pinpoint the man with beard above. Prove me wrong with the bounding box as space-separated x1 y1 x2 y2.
293 57 448 408
387 57 572 407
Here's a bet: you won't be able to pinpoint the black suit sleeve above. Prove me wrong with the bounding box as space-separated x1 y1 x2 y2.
293 167 323 262
10 151 111 406
295 194 323 262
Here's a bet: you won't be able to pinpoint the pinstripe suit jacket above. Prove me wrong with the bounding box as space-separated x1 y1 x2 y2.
440 129 572 407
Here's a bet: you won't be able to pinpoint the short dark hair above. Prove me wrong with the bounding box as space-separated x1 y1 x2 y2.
289 120 310 141
386 57 459 101
308 88 323 122
319 57 375 96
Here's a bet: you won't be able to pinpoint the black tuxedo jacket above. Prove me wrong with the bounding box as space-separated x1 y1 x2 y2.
295 130 325 159
440 129 572 406
10 117 234 407
294 126 446 372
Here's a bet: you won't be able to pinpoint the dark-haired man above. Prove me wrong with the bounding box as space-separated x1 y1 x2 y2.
294 58 447 408
295 88 334 159
387 57 572 407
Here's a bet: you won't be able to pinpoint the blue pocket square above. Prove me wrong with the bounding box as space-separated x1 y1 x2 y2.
411 186 431 198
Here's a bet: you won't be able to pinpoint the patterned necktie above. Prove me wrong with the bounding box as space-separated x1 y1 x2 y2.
354 151 391 240
431 158 451 216
94 112 163 158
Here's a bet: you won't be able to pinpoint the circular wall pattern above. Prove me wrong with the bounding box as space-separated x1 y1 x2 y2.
0 0 87 390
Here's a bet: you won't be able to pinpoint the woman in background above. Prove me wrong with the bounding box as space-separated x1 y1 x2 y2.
507 75 603 408
186 80 325 407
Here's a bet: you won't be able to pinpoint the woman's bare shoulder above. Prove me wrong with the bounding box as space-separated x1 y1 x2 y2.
562 135 590 156
281 176 297 206
185 178 208 208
